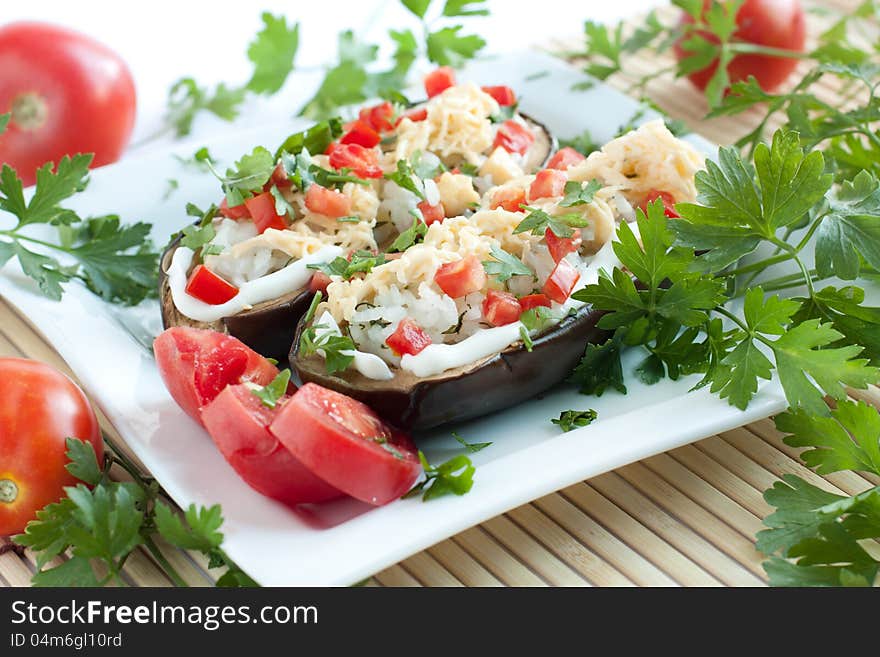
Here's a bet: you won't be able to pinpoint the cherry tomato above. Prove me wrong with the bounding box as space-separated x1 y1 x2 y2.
519 293 552 312
327 143 383 179
543 259 581 303
529 169 567 201
185 265 239 305
424 67 456 98
341 120 381 148
482 85 517 106
491 187 527 212
545 227 583 263
244 191 287 232
493 120 535 156
305 184 352 218
201 384 344 506
153 328 279 425
270 383 422 506
386 318 433 357
0 358 102 537
434 256 487 298
643 190 680 218
0 22 136 187
359 101 396 132
674 0 806 93
547 147 586 170
482 290 523 327
417 200 446 225
219 197 251 220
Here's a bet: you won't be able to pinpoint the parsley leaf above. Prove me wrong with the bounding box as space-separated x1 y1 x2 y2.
251 369 292 409
443 0 489 17
299 323 357 375
213 146 275 206
245 13 300 95
568 333 627 396
514 206 590 238
308 251 386 280
406 452 476 501
452 431 492 453
390 214 427 252
1 154 92 227
0 112 9 134
559 179 602 207
816 170 880 280
385 159 425 200
552 409 598 432
482 245 534 283
426 26 485 67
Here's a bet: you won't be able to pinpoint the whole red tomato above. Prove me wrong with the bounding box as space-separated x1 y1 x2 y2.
674 0 806 93
0 359 103 537
0 22 137 187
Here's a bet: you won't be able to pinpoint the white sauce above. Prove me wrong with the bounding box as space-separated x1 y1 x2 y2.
400 322 521 377
314 311 394 380
168 245 343 323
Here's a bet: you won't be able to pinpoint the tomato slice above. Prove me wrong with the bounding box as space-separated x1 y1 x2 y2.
219 197 251 220
244 191 287 232
305 184 352 218
386 318 433 356
434 256 486 298
341 120 381 148
424 66 456 98
309 270 331 294
153 327 279 425
359 101 396 132
327 142 383 179
490 187 527 212
519 293 552 312
481 85 517 106
643 190 680 218
547 147 586 170
417 199 446 225
270 383 422 506
543 259 580 303
545 227 582 263
482 289 523 327
529 169 567 201
493 120 535 156
185 265 239 305
201 384 344 506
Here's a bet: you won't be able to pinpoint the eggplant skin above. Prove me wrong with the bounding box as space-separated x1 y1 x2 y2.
292 305 608 431
158 234 314 363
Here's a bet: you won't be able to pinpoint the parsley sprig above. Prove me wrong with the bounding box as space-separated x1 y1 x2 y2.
406 432 492 501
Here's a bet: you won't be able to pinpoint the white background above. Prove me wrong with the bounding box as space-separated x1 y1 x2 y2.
3 0 664 153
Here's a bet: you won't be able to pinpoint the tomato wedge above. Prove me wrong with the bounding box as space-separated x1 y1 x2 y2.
529 169 567 200
305 184 352 218
327 142 383 179
547 147 586 170
482 290 523 326
490 187 527 212
271 384 422 506
424 67 456 98
481 85 517 106
545 227 582 263
341 120 381 148
185 265 239 305
244 191 287 232
153 328 279 425
386 318 433 356
543 259 580 303
434 256 486 298
201 384 344 506
493 120 535 156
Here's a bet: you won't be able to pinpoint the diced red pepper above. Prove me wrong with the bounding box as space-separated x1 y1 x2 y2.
305 184 352 218
545 227 582 263
327 143 383 179
643 190 680 218
482 290 523 327
542 259 580 303
417 200 446 225
490 187 527 212
424 67 456 98
341 120 382 148
519 293 552 312
309 271 332 294
434 256 487 298
493 120 535 156
481 85 517 106
386 318 433 356
529 168 567 201
359 101 396 132
547 147 586 171
219 197 251 220
185 265 239 305
244 191 288 233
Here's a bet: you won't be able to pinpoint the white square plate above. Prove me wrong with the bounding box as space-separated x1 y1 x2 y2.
0 52 788 585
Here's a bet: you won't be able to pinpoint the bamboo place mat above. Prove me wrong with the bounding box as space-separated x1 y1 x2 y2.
2 0 879 587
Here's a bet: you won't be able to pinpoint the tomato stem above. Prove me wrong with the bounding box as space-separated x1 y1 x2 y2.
10 92 49 131
0 478 18 503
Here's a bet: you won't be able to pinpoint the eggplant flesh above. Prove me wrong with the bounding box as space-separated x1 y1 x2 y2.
158 236 314 363
292 305 608 431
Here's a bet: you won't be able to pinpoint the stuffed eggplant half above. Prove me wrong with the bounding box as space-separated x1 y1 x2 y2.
293 120 705 430
160 69 555 361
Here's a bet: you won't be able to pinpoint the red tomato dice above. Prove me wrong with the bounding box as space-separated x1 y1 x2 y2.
269 162 291 189
359 101 396 132
493 120 535 156
482 290 523 327
417 200 446 225
386 318 433 357
305 184 352 218
545 227 582 263
270 383 422 506
529 169 567 201
309 271 332 293
491 187 527 212
327 142 383 179
643 190 680 218
434 256 487 298
547 147 586 170
185 265 239 305
219 197 250 220
341 120 381 148
244 191 287 233
543 259 580 303
401 107 428 123
424 66 456 97
481 85 517 106
519 293 552 312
